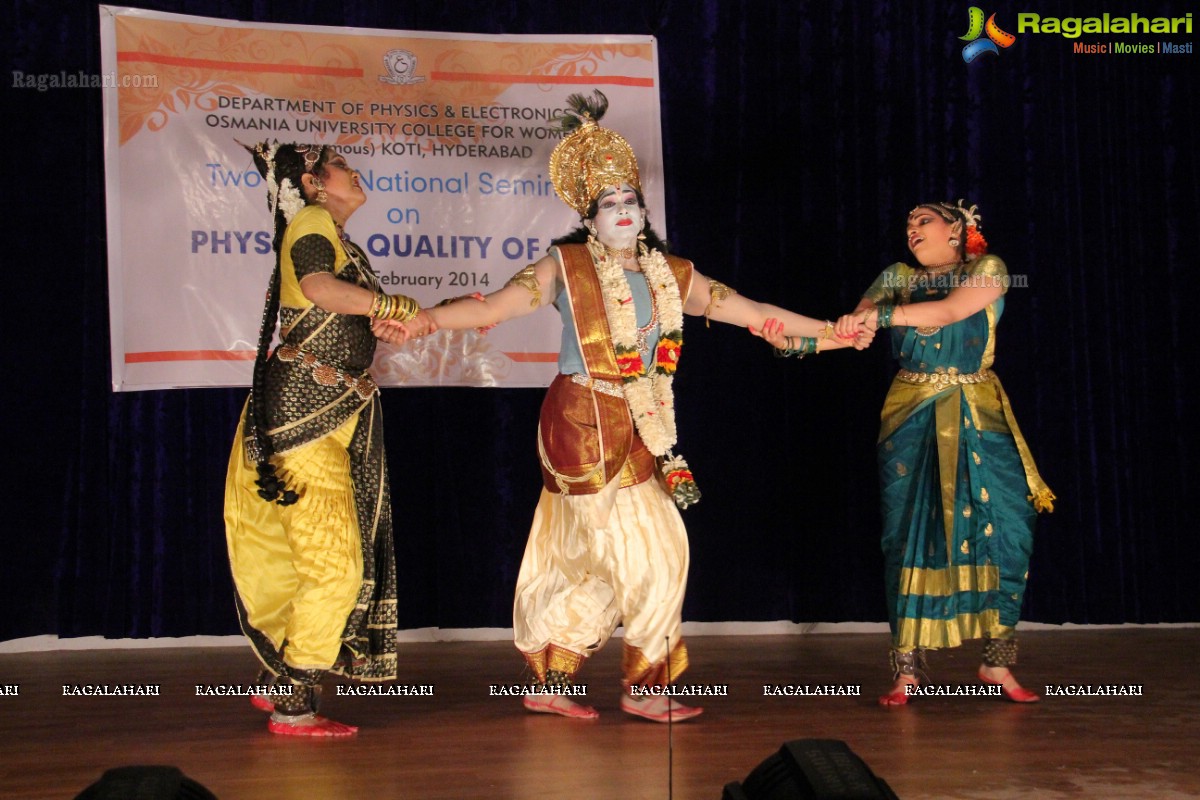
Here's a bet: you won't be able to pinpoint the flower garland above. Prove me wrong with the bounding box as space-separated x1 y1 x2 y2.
259 141 306 225
587 237 683 457
661 454 701 509
586 237 699 508
277 179 306 224
261 141 281 217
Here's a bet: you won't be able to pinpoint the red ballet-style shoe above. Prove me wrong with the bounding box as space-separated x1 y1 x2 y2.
522 693 600 720
249 694 275 713
620 694 704 723
267 713 358 736
879 649 928 707
978 669 1041 703
878 677 919 707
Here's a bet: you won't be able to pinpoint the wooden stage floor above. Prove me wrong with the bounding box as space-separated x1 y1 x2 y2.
0 629 1197 799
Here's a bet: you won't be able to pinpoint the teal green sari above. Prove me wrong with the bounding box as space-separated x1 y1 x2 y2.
865 255 1054 652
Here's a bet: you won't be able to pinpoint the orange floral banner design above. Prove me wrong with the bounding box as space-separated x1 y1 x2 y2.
114 15 653 146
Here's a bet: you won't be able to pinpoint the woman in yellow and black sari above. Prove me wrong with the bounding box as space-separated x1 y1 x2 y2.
224 142 432 736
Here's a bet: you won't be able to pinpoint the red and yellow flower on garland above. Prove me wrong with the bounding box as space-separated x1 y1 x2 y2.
659 452 701 509
664 466 694 492
615 347 644 382
655 331 683 376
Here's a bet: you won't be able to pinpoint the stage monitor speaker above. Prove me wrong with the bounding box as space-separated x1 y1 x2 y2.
722 738 899 799
74 765 218 800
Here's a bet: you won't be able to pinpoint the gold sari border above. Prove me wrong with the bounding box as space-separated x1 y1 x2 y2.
992 375 1056 513
520 643 585 683
935 390 960 561
899 564 1001 597
895 610 1016 651
622 640 689 687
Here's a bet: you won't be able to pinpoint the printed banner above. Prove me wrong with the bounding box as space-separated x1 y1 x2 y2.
99 6 663 390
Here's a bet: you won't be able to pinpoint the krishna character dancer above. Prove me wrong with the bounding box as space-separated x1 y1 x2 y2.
224 142 433 736
763 200 1054 705
388 91 866 721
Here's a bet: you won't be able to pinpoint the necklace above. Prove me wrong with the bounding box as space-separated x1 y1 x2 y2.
334 228 379 291
588 238 684 456
918 260 961 276
603 242 636 260
632 277 659 354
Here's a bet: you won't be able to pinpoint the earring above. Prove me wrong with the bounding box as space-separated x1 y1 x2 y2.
949 237 960 247
313 178 327 204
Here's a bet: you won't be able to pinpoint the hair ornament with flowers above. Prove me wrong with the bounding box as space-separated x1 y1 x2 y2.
954 198 988 260
276 179 306 224
913 199 990 262
243 140 329 229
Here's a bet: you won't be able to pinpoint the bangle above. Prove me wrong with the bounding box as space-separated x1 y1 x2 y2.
370 291 420 322
819 320 835 341
876 305 895 329
773 336 818 359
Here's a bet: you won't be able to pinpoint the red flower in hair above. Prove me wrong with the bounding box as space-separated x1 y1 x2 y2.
966 226 988 258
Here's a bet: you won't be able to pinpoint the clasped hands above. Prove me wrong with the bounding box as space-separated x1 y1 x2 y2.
370 292 496 345
751 314 875 351
371 310 437 345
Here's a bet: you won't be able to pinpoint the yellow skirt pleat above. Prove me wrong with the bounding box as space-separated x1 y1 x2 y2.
224 410 363 670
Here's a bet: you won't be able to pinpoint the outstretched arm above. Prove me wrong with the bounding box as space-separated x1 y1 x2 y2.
423 254 560 332
684 271 862 351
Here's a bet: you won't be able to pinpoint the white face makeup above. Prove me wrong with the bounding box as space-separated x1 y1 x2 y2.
590 183 644 251
906 208 961 266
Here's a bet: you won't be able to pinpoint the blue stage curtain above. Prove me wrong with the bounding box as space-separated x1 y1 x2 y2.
3 0 1194 640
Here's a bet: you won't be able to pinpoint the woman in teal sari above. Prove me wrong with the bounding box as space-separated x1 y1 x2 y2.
761 200 1054 705
855 201 1055 705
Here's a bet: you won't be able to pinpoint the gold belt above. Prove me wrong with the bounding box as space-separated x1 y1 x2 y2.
276 344 378 400
570 372 625 399
895 368 992 390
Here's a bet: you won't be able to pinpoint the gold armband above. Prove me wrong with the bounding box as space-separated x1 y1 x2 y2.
506 264 541 308
369 291 420 322
705 279 737 328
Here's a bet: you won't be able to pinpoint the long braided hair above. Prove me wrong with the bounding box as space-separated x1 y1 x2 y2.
242 142 336 504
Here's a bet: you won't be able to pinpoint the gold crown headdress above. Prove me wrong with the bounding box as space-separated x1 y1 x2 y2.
548 91 641 217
